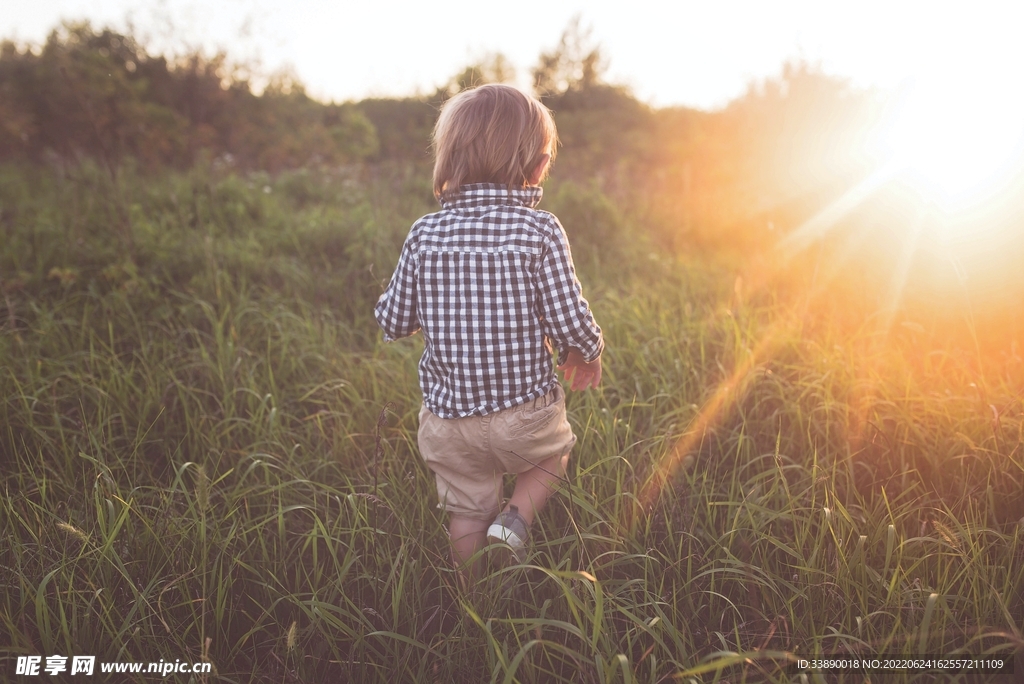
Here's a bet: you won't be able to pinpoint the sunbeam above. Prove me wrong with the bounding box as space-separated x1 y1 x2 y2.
778 166 897 255
636 323 788 516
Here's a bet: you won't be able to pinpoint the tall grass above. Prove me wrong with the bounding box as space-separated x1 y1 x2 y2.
1 162 1021 682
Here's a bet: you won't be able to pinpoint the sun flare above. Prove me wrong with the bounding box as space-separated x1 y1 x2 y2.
781 63 1024 307
879 77 1024 211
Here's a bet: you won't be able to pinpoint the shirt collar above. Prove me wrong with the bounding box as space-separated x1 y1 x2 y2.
440 183 543 210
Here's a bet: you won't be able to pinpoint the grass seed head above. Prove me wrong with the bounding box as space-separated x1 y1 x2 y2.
286 621 298 652
932 519 963 554
56 522 90 544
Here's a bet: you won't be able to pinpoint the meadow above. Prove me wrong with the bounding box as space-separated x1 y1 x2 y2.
1 159 1023 684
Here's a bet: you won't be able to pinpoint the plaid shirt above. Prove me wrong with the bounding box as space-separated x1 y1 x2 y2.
375 183 603 419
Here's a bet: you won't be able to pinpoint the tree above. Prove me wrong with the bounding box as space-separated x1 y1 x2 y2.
0 21 379 171
438 53 516 99
532 16 606 98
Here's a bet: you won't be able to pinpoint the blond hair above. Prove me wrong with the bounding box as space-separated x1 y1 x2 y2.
432 84 557 201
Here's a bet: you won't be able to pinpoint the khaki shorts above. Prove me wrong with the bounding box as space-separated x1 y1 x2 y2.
418 384 577 521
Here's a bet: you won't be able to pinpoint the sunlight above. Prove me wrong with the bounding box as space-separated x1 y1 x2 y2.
778 168 896 253
635 322 786 518
879 77 1024 211
775 64 1024 310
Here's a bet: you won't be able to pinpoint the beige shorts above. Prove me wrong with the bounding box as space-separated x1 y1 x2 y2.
418 384 577 521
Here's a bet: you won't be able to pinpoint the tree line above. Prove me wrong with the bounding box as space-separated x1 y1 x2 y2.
0 23 378 171
1 20 879 248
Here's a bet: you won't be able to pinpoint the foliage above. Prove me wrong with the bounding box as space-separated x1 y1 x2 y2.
0 22 378 171
2 17 1024 684
2 164 1023 683
1 20 889 258
627 60 883 254
439 52 517 99
354 97 435 163
532 16 607 98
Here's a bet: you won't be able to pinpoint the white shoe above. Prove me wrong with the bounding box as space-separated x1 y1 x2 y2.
486 505 529 563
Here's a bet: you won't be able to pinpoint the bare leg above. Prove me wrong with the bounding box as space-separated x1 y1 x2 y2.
448 514 489 580
505 451 570 525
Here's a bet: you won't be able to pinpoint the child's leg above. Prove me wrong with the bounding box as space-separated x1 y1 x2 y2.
448 514 490 579
505 450 569 526
418 404 498 581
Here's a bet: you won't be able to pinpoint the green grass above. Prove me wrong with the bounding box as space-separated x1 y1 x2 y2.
1 162 1022 683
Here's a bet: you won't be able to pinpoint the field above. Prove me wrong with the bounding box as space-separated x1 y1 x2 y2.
2 161 1023 683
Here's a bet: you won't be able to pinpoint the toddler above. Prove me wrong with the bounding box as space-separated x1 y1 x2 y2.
374 84 603 577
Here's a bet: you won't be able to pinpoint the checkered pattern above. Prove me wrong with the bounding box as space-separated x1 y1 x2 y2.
375 183 603 419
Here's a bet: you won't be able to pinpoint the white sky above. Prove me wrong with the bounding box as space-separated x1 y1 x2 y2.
4 0 1024 110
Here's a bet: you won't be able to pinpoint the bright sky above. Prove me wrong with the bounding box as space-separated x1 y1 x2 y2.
4 0 1024 110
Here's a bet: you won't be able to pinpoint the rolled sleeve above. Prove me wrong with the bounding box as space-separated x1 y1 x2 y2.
537 217 603 365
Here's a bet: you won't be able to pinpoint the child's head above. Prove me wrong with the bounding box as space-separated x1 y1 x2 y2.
432 84 557 200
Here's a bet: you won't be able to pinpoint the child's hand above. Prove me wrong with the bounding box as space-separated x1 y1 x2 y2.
557 349 602 391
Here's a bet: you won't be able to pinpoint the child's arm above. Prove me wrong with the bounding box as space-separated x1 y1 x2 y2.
537 217 604 388
374 233 420 341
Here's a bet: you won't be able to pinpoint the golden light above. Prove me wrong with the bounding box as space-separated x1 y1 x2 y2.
878 76 1024 212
